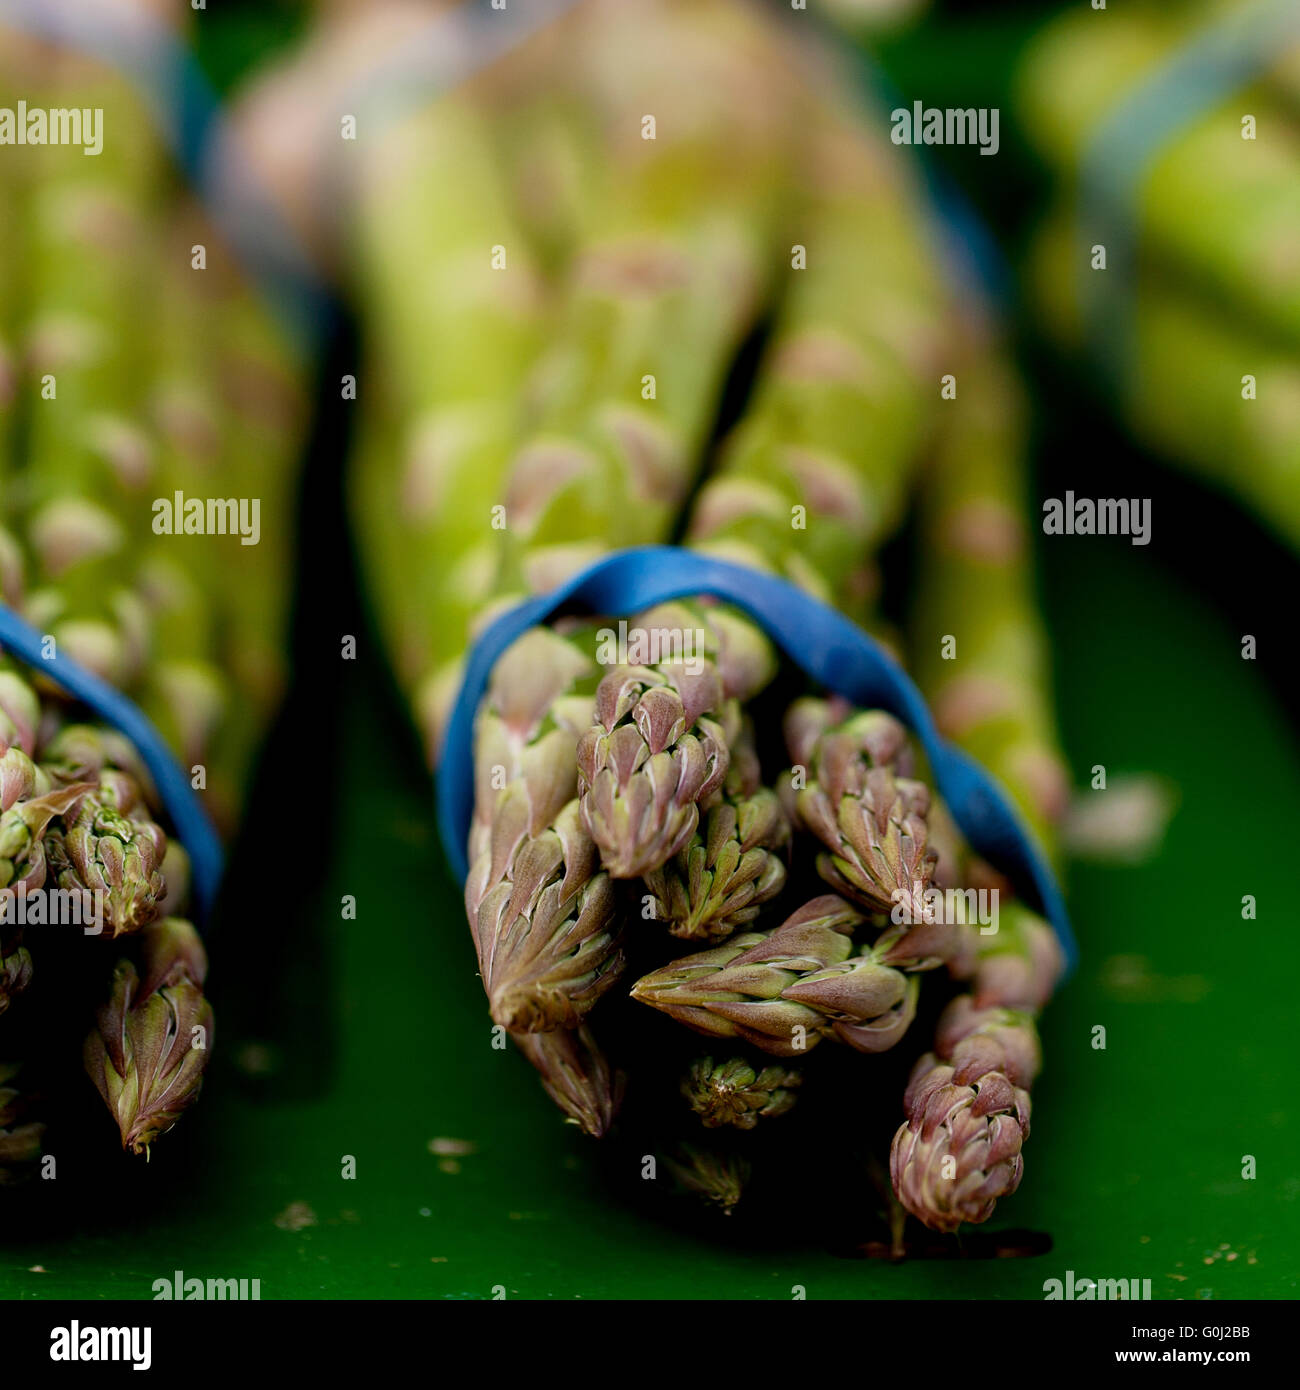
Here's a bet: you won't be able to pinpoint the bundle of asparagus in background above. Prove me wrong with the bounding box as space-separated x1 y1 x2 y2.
1020 0 1300 550
0 12 307 1175
234 0 1069 1238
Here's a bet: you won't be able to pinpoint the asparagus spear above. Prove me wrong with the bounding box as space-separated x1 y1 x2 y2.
0 930 33 1019
0 782 94 898
511 1024 625 1140
785 699 939 921
465 625 625 1033
909 339 1070 852
18 43 165 690
662 1141 750 1212
631 894 925 1057
0 660 39 761
83 916 213 1156
347 94 552 761
685 95 947 623
43 769 167 939
643 711 789 942
577 609 735 881
0 1062 43 1184
133 205 231 803
486 0 798 595
681 1055 802 1130
890 902 1062 1232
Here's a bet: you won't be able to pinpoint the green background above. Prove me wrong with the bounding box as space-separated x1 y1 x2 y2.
1 1 1295 1300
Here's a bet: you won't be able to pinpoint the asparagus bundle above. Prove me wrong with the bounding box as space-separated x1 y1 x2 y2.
1019 0 1300 550
294 0 1072 1235
0 9 308 1163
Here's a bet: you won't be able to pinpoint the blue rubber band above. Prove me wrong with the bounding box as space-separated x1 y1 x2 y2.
1079 0 1300 387
0 604 225 925
438 547 1076 975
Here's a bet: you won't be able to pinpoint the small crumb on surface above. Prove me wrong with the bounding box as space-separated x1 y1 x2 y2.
274 1201 318 1232
429 1137 476 1157
28 1266 46 1274
437 1158 461 1175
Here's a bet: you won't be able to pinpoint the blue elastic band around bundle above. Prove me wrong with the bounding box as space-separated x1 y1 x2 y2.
0 604 225 926
438 548 1076 975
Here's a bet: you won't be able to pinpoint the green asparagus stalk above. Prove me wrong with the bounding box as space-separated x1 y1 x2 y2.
1032 207 1300 550
486 0 797 597
17 44 166 689
83 916 213 1156
890 902 1063 1232
347 95 552 760
910 340 1070 852
205 248 308 808
681 1055 802 1130
133 206 230 793
686 95 947 622
1019 2 1300 349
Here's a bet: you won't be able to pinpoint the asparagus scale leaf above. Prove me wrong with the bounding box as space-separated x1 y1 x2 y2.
83 917 213 1156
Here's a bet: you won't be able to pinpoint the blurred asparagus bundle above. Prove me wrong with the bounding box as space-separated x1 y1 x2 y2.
1020 0 1300 550
234 0 1070 1242
0 8 308 1168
